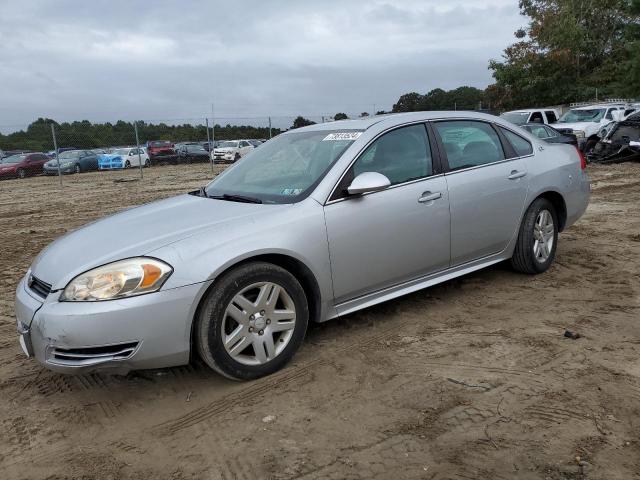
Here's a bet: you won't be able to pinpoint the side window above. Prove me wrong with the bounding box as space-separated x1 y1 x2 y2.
352 124 432 186
545 111 558 123
499 127 533 157
528 125 548 139
434 121 504 171
605 109 614 120
543 126 558 138
530 112 544 123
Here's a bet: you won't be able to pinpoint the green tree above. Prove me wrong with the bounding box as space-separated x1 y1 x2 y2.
334 113 348 120
489 0 640 108
291 116 315 129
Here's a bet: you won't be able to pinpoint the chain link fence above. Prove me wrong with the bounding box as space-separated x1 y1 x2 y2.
0 114 363 189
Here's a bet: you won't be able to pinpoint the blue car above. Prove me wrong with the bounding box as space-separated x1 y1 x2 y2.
98 147 149 170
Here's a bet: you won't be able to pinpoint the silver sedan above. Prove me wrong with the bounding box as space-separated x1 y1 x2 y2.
15 112 590 380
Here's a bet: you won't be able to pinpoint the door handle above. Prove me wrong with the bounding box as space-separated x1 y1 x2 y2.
418 191 442 203
508 170 527 180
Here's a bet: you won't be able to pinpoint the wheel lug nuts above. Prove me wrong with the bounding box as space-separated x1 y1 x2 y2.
250 314 254 320
266 319 271 324
259 330 264 335
260 310 265 315
248 327 253 332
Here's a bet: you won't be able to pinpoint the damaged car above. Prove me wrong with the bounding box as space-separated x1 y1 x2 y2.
587 112 640 164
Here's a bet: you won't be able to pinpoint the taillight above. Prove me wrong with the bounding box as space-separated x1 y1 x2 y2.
576 146 587 170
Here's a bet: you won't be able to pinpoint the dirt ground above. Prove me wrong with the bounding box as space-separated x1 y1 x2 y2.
1 162 639 480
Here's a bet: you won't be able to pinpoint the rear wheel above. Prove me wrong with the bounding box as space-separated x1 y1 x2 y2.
124 160 131 169
511 198 558 274
196 262 309 380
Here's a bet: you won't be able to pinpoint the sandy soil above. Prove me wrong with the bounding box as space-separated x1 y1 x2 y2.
0 163 639 479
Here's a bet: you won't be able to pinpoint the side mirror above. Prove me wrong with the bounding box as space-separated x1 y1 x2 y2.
347 172 391 195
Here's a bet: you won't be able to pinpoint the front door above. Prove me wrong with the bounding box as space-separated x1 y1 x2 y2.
324 123 451 304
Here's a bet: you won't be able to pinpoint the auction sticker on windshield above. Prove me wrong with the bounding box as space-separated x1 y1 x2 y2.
323 132 362 141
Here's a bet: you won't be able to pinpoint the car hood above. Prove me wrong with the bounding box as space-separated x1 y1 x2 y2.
30 194 283 290
554 121 599 131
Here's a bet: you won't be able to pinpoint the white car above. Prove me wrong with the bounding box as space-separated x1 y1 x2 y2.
212 140 254 163
553 104 627 152
98 147 150 170
500 109 560 126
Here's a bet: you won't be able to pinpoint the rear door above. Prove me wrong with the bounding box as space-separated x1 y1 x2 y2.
432 120 531 266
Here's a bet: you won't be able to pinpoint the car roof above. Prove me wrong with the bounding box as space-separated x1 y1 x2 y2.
504 109 556 114
571 104 623 110
290 111 502 134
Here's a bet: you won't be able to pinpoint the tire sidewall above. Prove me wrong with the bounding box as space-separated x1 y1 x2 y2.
198 262 309 380
523 198 558 273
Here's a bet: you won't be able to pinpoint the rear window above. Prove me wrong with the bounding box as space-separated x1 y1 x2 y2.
149 141 171 147
500 128 533 157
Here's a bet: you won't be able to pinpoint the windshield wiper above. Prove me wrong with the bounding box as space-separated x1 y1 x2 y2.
209 193 263 204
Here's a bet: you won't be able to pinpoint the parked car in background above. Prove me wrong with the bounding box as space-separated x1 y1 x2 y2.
521 123 578 146
500 109 560 126
43 149 101 175
176 144 211 163
98 147 150 170
0 152 49 179
146 140 174 157
248 139 263 148
15 111 590 379
554 104 626 152
46 147 76 158
212 139 254 163
588 112 640 164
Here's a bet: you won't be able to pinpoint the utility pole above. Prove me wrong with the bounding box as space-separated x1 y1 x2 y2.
268 117 272 139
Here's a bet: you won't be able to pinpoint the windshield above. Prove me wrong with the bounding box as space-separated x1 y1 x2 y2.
500 112 530 125
558 108 605 123
204 130 361 204
219 141 239 148
1 154 26 164
58 151 81 160
111 149 130 155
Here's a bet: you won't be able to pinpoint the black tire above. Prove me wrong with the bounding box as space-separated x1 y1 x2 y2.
124 160 131 169
144 158 150 167
196 262 309 380
511 198 558 274
584 138 598 155
74 164 81 174
17 168 26 179
234 152 241 162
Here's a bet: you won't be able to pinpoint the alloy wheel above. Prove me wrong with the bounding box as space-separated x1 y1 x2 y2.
533 209 554 263
221 282 296 365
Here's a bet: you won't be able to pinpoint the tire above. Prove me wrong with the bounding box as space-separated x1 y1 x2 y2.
234 152 241 162
511 198 558 274
17 168 26 179
196 262 309 380
584 139 598 155
74 164 81 174
144 159 150 167
124 160 131 169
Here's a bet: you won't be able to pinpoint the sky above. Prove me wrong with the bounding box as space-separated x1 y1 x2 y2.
0 0 524 129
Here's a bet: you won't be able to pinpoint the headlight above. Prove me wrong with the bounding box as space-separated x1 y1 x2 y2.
60 257 172 302
573 130 586 139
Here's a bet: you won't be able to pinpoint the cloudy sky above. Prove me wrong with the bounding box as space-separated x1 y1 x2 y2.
0 0 524 128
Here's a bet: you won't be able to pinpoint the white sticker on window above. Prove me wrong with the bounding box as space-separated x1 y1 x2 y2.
322 132 362 141
281 188 303 195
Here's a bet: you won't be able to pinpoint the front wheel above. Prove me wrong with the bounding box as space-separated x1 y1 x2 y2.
124 160 131 169
74 164 81 174
196 262 309 380
17 168 26 179
511 198 558 274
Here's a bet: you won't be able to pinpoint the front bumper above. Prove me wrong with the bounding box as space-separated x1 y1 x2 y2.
15 275 209 374
43 166 74 175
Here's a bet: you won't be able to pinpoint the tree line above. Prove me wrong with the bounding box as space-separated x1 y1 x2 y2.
0 118 281 152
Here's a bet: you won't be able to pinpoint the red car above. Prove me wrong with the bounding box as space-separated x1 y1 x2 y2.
146 140 175 159
0 152 50 179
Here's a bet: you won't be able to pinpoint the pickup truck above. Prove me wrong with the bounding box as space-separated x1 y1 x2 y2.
500 109 560 126
553 104 627 152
